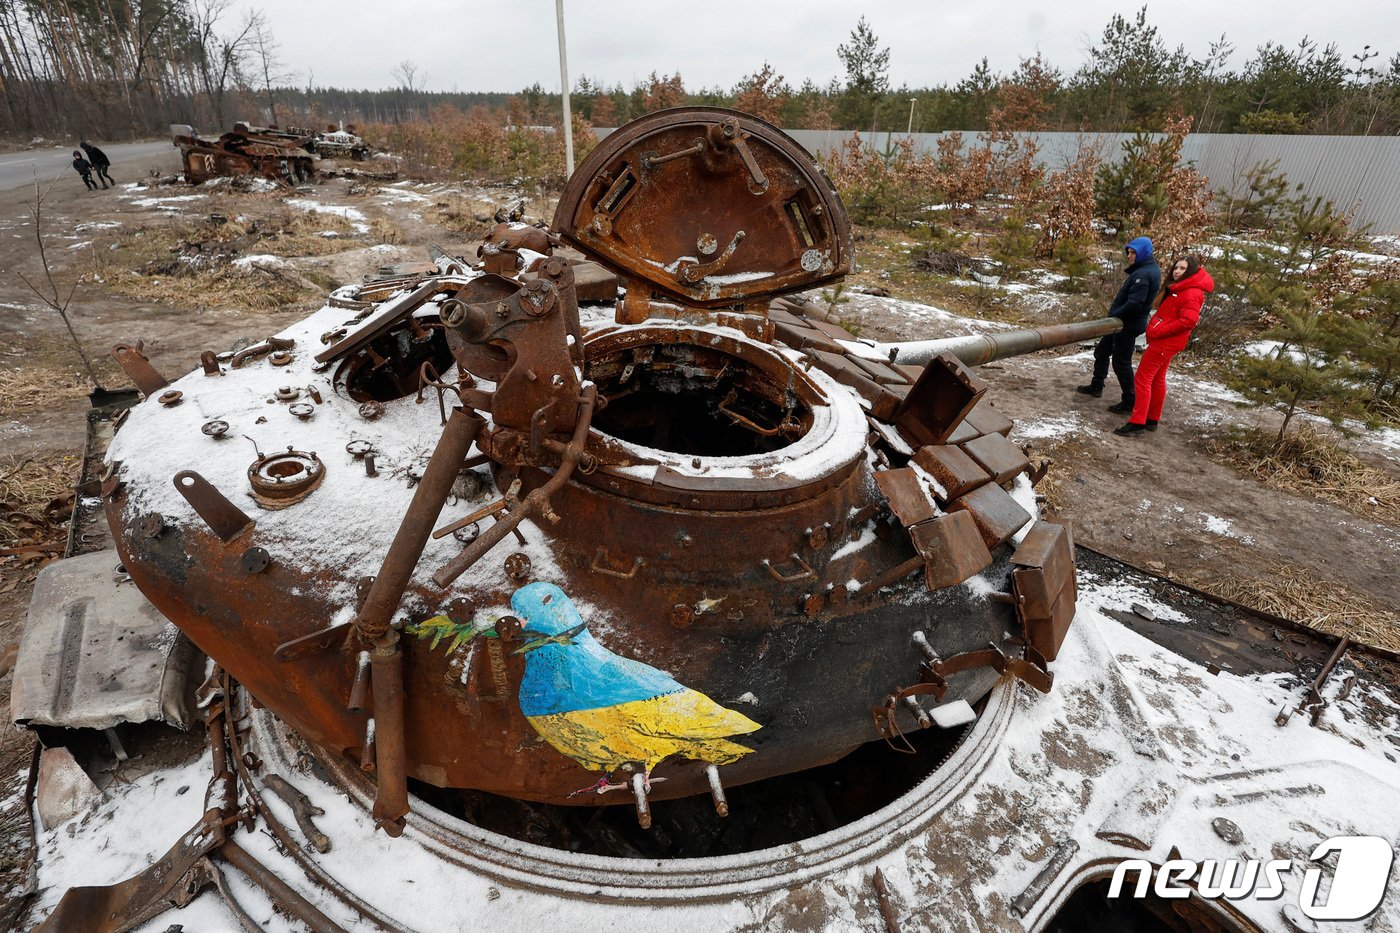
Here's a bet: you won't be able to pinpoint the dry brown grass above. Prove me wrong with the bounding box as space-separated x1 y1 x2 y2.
1205 425 1400 526
1180 563 1400 652
847 225 1083 329
0 368 89 418
0 454 77 550
423 193 496 237
85 195 404 311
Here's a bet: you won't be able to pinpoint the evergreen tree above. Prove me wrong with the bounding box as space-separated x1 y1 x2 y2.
836 16 889 132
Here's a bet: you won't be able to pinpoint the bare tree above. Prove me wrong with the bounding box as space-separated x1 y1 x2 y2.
391 59 421 93
191 0 256 128
5 175 103 389
247 10 290 125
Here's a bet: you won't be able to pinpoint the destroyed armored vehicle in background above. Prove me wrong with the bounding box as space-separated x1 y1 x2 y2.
172 122 316 185
311 126 371 161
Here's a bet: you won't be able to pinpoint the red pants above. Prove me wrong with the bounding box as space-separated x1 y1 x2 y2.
1130 344 1179 424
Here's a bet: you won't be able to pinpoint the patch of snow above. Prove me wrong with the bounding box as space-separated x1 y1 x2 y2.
1199 512 1256 545
1012 413 1094 441
232 253 285 270
286 198 370 233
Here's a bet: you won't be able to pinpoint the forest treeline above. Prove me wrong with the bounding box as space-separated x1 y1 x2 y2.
3 4 1400 141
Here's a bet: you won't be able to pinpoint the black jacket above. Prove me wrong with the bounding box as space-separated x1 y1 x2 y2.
1108 257 1162 337
72 156 92 176
80 143 109 167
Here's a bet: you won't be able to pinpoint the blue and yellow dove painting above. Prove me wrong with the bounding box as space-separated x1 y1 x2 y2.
510 582 761 793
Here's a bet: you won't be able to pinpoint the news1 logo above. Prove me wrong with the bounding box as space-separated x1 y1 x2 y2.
1107 836 1395 920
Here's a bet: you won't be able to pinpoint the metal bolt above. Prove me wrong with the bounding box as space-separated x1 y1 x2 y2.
241 547 271 574
364 454 378 477
275 386 299 401
358 401 384 420
141 513 165 539
269 349 293 366
439 300 468 328
1211 817 1243 844
158 389 183 407
504 552 531 582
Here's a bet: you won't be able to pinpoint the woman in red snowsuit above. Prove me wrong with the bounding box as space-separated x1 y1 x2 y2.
1114 256 1213 436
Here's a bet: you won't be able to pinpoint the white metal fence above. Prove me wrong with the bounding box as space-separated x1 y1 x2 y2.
781 129 1400 235
595 125 1400 233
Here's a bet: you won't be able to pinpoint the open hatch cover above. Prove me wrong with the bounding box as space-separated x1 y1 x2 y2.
553 108 852 308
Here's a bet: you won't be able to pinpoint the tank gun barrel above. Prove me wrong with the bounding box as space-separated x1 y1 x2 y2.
840 317 1123 367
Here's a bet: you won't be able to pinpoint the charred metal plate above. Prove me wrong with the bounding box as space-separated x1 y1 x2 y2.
946 482 1032 550
909 512 993 589
895 352 987 447
1021 582 1076 662
12 550 201 731
959 432 1030 485
569 260 621 303
911 445 991 503
873 468 937 528
964 398 1014 438
946 420 979 444
554 108 851 307
1012 521 1076 661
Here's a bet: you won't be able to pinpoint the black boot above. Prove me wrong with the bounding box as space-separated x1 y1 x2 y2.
1114 422 1147 436
1145 420 1159 431
1076 384 1104 397
1107 400 1134 414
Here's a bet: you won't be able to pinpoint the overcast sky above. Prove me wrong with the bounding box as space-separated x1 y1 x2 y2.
232 1 1395 95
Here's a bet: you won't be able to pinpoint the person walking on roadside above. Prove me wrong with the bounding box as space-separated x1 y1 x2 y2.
1077 235 1162 413
1114 255 1213 436
80 140 113 188
71 151 98 191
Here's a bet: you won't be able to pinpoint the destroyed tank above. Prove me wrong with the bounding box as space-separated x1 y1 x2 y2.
106 108 1121 834
172 122 316 185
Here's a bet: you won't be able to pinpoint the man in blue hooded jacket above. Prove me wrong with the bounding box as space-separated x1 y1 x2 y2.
1078 236 1162 413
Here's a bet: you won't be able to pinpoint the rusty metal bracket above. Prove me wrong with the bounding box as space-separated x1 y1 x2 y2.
920 643 1055 699
34 808 226 932
590 547 644 579
110 342 168 396
762 554 813 583
1277 635 1350 727
231 335 295 369
871 682 944 753
173 471 254 542
434 387 598 589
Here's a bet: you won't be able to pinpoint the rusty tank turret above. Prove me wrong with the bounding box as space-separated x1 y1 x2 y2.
172 121 316 185
107 108 1122 834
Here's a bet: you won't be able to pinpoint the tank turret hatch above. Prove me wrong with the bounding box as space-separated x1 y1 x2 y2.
553 107 851 311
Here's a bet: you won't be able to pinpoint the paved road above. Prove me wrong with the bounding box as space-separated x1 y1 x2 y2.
0 140 180 192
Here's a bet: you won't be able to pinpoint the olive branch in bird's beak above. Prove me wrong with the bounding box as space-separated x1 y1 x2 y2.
513 620 588 654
